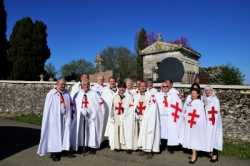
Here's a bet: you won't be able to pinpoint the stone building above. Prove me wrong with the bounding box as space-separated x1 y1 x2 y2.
140 39 201 83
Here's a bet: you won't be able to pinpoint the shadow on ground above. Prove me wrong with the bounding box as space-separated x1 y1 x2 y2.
0 126 40 160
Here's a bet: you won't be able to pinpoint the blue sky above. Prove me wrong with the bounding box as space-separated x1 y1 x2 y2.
5 0 250 83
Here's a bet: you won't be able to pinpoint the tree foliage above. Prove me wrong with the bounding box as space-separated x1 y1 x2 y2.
135 28 148 80
201 64 245 85
8 17 50 80
44 63 57 80
60 59 95 81
100 46 137 81
0 0 8 79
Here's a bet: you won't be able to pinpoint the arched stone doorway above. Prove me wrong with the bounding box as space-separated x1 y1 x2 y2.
157 57 184 82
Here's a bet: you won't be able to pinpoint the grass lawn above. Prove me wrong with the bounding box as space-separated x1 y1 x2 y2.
8 114 250 159
221 143 250 159
12 114 42 126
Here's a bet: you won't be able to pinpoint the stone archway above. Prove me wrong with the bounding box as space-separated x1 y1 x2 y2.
157 57 184 82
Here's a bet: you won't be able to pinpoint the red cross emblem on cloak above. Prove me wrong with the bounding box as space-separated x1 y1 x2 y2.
82 95 89 108
115 102 124 115
208 106 217 126
163 96 168 108
170 102 182 122
137 101 146 115
188 109 199 128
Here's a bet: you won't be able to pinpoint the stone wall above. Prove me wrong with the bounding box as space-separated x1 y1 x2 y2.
0 81 250 143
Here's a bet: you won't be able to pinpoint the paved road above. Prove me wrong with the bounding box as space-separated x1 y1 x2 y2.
0 118 249 166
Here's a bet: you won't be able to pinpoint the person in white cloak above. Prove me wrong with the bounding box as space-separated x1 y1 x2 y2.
71 79 106 154
181 88 209 164
165 80 180 97
37 79 72 161
109 81 135 152
70 74 89 98
203 86 223 162
91 75 106 96
135 81 161 158
146 80 158 96
183 83 201 107
102 77 118 148
125 78 137 96
156 81 183 153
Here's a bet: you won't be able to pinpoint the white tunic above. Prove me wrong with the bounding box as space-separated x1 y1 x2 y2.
137 94 161 152
37 89 72 156
181 99 209 152
204 96 223 151
156 91 183 145
71 89 105 150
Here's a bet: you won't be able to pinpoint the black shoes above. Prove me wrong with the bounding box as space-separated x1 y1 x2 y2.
210 156 219 163
89 148 96 154
50 153 61 162
188 156 197 164
126 150 132 154
146 153 153 159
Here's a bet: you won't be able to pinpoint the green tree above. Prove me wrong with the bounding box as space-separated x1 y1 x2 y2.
60 59 95 81
0 0 8 79
44 63 57 80
8 17 50 80
219 64 245 85
100 46 137 81
201 64 245 85
135 28 147 80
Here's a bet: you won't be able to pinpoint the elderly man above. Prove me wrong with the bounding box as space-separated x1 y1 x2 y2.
146 80 158 96
125 78 137 97
91 75 106 96
70 74 89 98
134 81 161 158
71 76 106 154
102 77 118 148
37 79 72 161
156 81 183 153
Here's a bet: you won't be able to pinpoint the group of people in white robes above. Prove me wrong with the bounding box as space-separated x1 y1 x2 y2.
37 75 223 163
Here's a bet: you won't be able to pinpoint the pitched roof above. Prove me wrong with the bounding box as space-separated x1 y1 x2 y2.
140 41 201 58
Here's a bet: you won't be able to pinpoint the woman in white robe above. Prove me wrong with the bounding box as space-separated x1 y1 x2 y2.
181 88 209 163
203 86 223 162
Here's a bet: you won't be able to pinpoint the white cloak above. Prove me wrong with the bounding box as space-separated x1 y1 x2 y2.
71 89 105 150
204 96 223 151
156 92 183 145
109 94 135 150
146 88 158 96
91 84 105 96
180 99 209 152
37 89 72 156
70 82 81 98
101 87 117 148
137 94 161 152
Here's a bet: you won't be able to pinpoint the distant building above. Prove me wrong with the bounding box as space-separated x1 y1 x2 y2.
140 39 201 83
